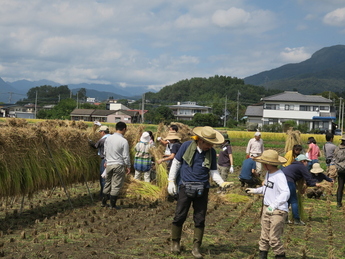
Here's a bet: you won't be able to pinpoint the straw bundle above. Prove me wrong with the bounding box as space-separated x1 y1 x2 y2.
121 176 163 201
0 119 100 198
285 128 302 153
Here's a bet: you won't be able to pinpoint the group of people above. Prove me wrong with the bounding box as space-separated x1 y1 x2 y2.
90 123 344 259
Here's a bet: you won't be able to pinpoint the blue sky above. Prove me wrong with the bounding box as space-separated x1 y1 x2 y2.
0 0 344 91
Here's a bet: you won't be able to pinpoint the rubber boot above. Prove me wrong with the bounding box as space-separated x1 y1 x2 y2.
171 224 182 254
101 194 108 207
192 227 204 259
275 253 286 258
336 193 343 208
259 250 268 259
110 195 120 209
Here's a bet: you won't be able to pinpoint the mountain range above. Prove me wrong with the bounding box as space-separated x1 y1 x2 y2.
0 79 153 103
244 44 345 94
1 44 345 103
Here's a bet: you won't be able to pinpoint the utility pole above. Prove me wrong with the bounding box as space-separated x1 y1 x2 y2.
58 94 61 103
236 90 240 122
76 92 79 109
141 93 145 123
35 90 38 119
342 100 344 135
339 97 343 135
223 95 227 127
8 92 13 103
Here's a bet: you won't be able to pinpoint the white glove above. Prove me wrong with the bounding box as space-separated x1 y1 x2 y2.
101 169 107 179
266 206 275 215
168 181 177 195
245 188 255 194
229 166 234 174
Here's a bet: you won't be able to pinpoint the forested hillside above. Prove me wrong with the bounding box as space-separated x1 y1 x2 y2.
244 45 345 95
145 75 281 107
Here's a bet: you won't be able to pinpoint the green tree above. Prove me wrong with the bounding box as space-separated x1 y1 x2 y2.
145 106 175 124
192 113 220 127
37 99 77 119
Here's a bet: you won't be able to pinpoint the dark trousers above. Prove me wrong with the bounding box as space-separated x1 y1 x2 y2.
337 172 345 203
99 158 106 198
173 185 209 228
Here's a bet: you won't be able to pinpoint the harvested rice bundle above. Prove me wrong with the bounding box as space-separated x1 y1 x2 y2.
0 118 99 198
121 176 163 201
285 128 302 153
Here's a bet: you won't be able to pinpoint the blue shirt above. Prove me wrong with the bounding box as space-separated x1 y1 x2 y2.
175 140 217 187
282 161 317 187
239 158 256 180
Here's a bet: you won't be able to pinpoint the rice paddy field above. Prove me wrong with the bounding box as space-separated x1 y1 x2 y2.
0 119 343 259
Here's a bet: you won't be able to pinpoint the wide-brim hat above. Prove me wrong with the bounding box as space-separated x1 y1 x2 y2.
140 132 151 142
164 131 181 141
253 150 287 165
310 163 324 174
192 126 224 145
295 154 311 162
99 125 109 132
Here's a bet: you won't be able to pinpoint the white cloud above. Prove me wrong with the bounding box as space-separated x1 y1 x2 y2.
279 47 311 63
323 8 345 26
212 7 250 27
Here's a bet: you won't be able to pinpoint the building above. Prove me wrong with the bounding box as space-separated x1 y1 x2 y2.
70 109 141 123
169 101 212 121
245 91 336 132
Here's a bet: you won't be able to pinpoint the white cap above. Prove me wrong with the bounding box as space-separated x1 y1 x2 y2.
254 132 261 136
140 132 151 143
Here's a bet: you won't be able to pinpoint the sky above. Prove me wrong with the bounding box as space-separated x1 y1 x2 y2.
1 0 345 92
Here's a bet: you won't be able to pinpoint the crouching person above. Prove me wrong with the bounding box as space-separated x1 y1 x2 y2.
167 126 233 259
245 150 290 259
306 163 333 198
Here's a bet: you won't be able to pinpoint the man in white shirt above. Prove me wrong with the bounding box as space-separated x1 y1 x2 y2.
103 122 131 209
246 131 264 175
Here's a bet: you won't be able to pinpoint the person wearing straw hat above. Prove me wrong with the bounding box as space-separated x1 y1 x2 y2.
333 135 345 208
245 150 289 259
306 163 333 199
133 132 154 182
167 126 233 259
282 154 320 225
157 131 182 170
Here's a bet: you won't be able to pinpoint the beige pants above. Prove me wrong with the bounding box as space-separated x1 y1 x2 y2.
103 164 126 196
217 165 230 181
259 206 287 255
134 170 151 182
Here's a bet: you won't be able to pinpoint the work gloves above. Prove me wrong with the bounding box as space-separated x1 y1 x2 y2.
229 165 234 174
266 206 275 215
168 181 177 196
245 188 256 194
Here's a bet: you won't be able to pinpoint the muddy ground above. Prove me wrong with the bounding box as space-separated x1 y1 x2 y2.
0 170 344 259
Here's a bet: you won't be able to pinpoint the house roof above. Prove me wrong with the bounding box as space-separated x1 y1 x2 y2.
169 104 211 109
262 91 331 103
70 109 95 116
245 105 263 117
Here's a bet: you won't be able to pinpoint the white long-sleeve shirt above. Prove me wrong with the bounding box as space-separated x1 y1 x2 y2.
252 169 290 212
104 132 131 167
246 138 264 155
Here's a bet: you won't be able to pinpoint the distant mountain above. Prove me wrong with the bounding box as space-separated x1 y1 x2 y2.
244 45 345 94
0 78 23 103
5 80 155 102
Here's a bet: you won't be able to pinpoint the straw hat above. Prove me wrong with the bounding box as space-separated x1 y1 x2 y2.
253 150 287 165
192 126 224 145
341 135 345 141
164 131 181 141
140 132 151 142
98 125 109 132
310 163 324 174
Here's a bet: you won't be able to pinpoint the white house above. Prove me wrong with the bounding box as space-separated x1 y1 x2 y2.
245 91 336 132
169 101 212 121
